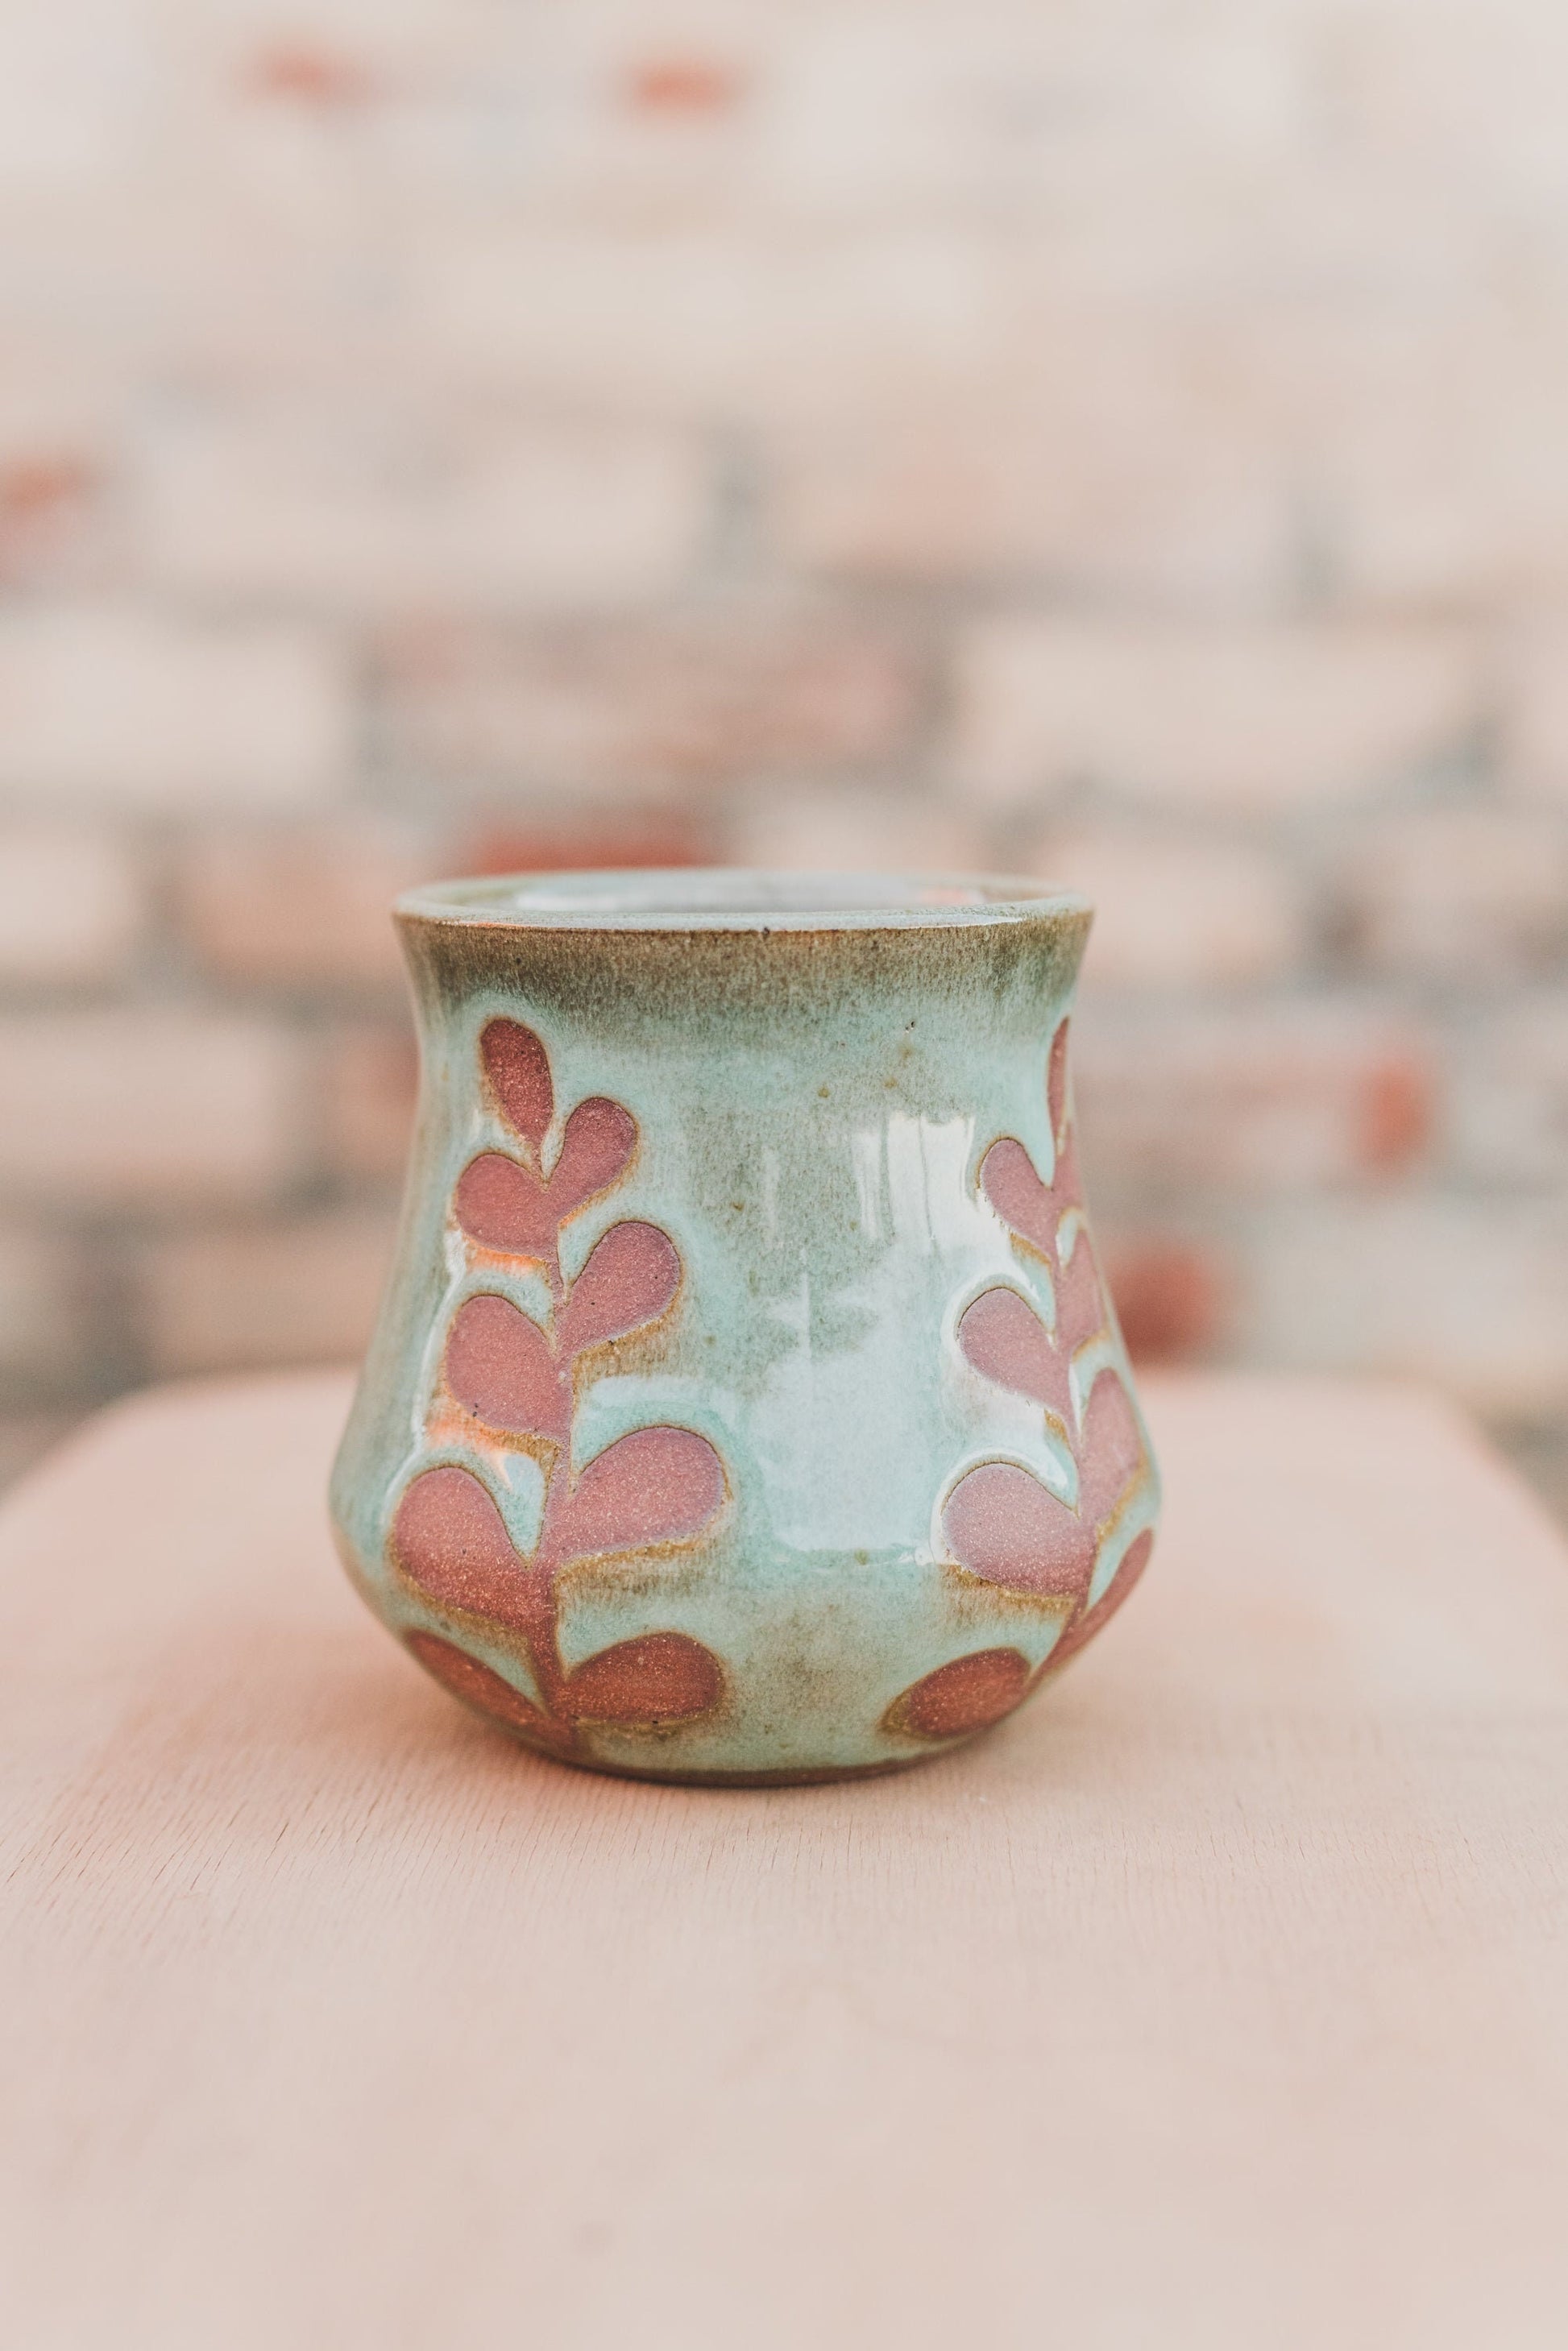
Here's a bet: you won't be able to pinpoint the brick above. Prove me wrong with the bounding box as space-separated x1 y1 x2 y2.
175 822 437 994
948 620 1485 813
1300 302 1568 606
0 451 109 586
463 815 715 873
319 1024 418 1184
724 788 989 873
0 609 352 811
382 616 919 802
136 1208 397 1378
1022 829 1308 989
1102 1239 1226 1367
418 227 1012 431
1446 1000 1568 1186
1342 810 1568 981
140 406 706 609
1501 617 1568 800
0 1013 307 1209
775 338 1285 600
1073 1005 1436 1196
0 1222 91 1395
1234 1197 1568 1419
0 823 143 985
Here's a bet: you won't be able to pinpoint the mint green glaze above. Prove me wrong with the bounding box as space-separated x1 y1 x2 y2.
330 872 1159 1781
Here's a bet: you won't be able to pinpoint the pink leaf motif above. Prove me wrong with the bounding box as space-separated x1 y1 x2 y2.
480 1018 553 1159
445 1292 567 1443
1055 1222 1106 1361
884 1647 1031 1740
1043 1528 1155 1677
406 1630 557 1742
943 1461 1096 1602
564 1632 723 1725
547 1097 637 1221
957 1286 1070 1424
979 1138 1056 1260
550 1426 725 1566
392 1465 530 1626
454 1152 555 1257
558 1221 681 1358
1076 1368 1146 1528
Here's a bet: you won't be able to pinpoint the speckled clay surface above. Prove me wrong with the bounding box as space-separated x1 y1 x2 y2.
330 871 1160 1781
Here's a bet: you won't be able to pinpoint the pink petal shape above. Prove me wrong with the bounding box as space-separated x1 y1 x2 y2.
445 1292 567 1443
1043 1528 1155 1676
558 1221 681 1359
391 1465 530 1626
1077 1369 1147 1529
979 1137 1056 1259
1055 1224 1105 1362
550 1425 725 1566
958 1286 1070 1422
1047 1018 1071 1149
405 1631 557 1742
942 1460 1096 1602
884 1647 1031 1739
480 1019 553 1157
454 1152 557 1256
565 1631 723 1725
546 1097 637 1221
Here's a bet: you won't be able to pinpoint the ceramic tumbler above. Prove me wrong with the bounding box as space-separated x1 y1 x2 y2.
330 871 1159 1782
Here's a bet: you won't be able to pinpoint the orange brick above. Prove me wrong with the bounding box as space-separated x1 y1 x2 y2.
136 1209 397 1377
1074 1006 1436 1193
1104 1241 1225 1367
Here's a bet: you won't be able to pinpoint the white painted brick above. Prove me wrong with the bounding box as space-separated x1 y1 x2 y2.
724 787 989 873
0 608 353 811
1345 809 1568 980
0 1012 308 1207
1022 828 1308 989
950 620 1486 813
137 1207 396 1376
140 405 707 609
1236 1196 1568 1419
174 820 433 993
0 823 143 984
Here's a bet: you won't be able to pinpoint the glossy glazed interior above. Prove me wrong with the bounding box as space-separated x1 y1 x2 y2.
397 867 1089 928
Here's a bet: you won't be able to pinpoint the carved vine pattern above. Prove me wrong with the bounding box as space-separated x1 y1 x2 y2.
886 1018 1155 1743
392 1018 727 1756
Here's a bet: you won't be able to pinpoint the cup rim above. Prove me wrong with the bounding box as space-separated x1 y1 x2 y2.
395 868 1091 933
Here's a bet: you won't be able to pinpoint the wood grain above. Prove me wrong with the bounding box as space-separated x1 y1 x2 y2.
3 1370 1568 2349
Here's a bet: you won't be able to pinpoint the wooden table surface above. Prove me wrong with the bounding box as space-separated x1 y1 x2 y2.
3 1370 1568 2349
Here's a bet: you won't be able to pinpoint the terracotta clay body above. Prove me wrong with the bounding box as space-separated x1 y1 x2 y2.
330 872 1160 1781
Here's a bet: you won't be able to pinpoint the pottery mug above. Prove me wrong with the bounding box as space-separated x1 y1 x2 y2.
330 871 1159 1783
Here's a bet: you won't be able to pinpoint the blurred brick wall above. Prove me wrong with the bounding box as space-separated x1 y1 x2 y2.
4 0 1568 1445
